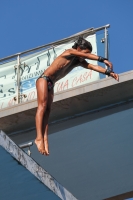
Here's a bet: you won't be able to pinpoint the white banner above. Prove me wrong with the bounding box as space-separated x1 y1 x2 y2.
0 34 100 109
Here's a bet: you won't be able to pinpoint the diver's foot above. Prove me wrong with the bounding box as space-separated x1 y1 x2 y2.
44 138 49 156
35 138 46 155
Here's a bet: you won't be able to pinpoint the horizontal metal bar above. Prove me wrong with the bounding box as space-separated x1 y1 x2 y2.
19 142 33 149
0 29 94 62
0 24 110 63
95 24 110 32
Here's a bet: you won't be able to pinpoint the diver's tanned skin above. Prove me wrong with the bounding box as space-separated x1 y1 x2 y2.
35 47 119 155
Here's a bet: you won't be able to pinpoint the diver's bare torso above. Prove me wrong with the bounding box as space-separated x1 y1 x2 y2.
44 49 83 83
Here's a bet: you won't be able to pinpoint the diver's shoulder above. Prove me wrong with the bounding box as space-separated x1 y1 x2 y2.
61 48 77 56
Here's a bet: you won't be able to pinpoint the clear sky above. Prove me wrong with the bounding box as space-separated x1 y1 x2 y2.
0 0 133 74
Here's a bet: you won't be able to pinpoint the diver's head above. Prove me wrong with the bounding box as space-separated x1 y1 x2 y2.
72 36 92 53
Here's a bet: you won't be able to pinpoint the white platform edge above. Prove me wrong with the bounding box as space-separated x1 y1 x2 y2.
0 130 78 200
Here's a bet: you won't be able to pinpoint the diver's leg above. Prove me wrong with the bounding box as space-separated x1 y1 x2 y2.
35 78 48 154
42 89 54 155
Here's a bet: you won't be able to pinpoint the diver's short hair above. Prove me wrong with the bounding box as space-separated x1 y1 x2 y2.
72 36 92 52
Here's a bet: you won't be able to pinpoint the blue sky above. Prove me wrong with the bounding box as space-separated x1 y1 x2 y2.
0 0 133 74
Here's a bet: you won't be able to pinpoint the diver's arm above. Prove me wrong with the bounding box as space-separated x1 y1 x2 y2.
69 49 99 60
80 61 119 81
68 49 113 69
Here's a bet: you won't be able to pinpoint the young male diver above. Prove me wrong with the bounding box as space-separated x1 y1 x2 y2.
35 37 119 155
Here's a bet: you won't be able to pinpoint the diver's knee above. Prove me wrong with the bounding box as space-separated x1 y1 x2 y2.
38 103 47 113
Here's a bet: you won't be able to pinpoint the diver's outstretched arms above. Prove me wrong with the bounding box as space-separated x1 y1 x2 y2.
80 61 119 82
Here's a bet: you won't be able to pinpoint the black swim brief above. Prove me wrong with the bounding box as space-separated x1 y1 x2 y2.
37 74 54 91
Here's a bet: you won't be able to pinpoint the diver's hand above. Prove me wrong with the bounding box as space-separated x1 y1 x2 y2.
104 60 113 71
110 72 119 81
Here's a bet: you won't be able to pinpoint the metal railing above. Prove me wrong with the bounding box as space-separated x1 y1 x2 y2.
0 24 110 63
0 24 110 108
19 141 33 156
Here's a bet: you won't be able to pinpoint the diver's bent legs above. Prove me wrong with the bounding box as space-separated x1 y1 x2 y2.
35 78 48 155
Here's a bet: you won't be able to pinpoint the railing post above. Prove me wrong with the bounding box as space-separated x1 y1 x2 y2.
16 55 20 104
105 27 109 60
105 27 109 77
